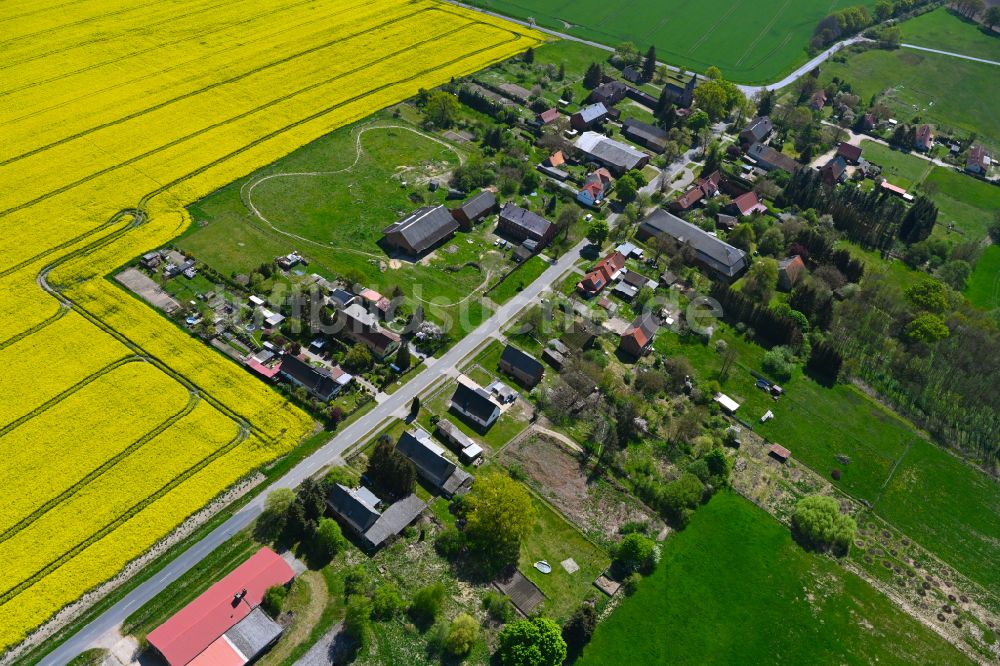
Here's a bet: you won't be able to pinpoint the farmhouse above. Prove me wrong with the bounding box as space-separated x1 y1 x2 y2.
729 191 768 216
671 170 721 211
590 80 628 105
914 124 933 152
966 145 991 175
499 344 545 387
637 209 749 281
778 256 806 290
451 190 497 229
435 419 484 464
577 250 626 297
396 427 473 497
279 354 352 401
577 168 613 207
570 102 609 131
820 155 848 186
836 142 863 164
621 118 668 153
147 547 294 666
574 131 649 175
745 143 800 174
325 483 426 551
618 312 658 358
739 116 773 147
498 203 555 244
450 381 502 429
336 303 401 357
381 205 459 255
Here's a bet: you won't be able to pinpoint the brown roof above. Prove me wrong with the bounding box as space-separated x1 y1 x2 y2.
769 443 791 460
732 191 766 215
547 150 565 167
836 143 862 162
538 108 560 124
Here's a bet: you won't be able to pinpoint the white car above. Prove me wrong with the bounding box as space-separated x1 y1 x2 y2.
584 213 593 222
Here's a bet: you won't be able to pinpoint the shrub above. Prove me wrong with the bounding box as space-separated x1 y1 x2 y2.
496 617 566 666
409 583 446 629
562 603 597 654
435 527 465 559
762 346 795 381
343 595 373 647
792 495 856 555
446 613 481 656
623 571 642 596
483 591 514 623
343 565 371 597
616 533 655 575
313 517 346 561
371 583 404 620
261 584 287 619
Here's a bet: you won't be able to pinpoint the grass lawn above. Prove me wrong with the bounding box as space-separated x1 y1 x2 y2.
179 114 507 338
821 48 1000 152
417 379 530 452
489 256 549 305
579 492 966 665
467 0 872 83
901 7 1000 62
965 244 1000 309
861 140 933 190
874 439 1000 593
923 166 1000 241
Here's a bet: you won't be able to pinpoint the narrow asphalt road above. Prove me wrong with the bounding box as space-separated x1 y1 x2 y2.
39 235 591 666
901 42 1000 66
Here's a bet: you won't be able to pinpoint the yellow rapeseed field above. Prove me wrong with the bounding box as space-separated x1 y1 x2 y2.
0 0 541 651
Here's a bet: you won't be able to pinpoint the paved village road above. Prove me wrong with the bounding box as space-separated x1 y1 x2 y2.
40 236 593 666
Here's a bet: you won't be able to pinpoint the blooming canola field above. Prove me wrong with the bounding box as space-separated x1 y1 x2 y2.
0 0 541 652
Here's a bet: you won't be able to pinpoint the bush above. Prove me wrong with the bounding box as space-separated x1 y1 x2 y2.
344 595 373 647
256 488 295 541
435 527 465 559
446 613 481 656
482 591 514 623
343 565 371 597
261 584 287 619
562 603 597 655
496 618 566 666
371 583 404 620
409 583 446 629
313 518 346 561
762 346 795 381
791 495 856 555
614 533 656 575
623 571 642 596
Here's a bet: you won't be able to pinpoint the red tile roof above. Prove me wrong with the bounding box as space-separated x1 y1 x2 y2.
147 548 294 666
880 181 907 196
769 443 791 460
246 356 282 379
836 143 862 162
547 150 565 167
577 252 625 295
732 191 767 216
538 108 560 124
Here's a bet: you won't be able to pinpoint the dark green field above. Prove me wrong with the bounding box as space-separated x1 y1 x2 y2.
579 492 966 664
467 0 871 83
965 245 1000 309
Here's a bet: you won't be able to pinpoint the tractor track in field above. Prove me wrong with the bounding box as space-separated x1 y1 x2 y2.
0 393 201 548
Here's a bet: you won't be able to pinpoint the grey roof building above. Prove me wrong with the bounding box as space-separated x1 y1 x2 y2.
622 118 668 153
745 142 801 174
637 209 749 281
450 382 502 430
498 203 555 244
575 131 650 174
382 205 459 255
739 117 773 146
499 344 545 387
451 190 497 229
223 607 284 663
278 354 351 401
326 483 426 551
396 427 473 497
571 102 609 130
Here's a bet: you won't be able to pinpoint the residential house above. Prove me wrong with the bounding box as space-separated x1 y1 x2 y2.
637 209 749 281
537 108 560 125
660 72 697 108
499 344 545 387
245 349 282 382
329 288 356 310
276 251 304 271
622 66 641 83
279 354 352 401
576 251 626 297
671 170 721 211
590 80 628 105
336 303 401 357
739 116 773 147
778 255 806 291
497 203 555 244
538 150 569 180
576 168 613 207
618 312 658 358
450 381 502 430
621 118 668 153
836 143 863 164
745 142 801 173
809 90 827 111
326 484 426 551
450 191 497 229
435 419 483 464
381 205 459 255
570 102 609 131
396 427 474 497
575 131 650 175
147 548 294 666
966 145 991 175
729 191 768 216
914 124 934 152
140 252 161 269
820 155 848 186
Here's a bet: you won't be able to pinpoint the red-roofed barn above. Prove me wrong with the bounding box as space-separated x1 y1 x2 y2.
147 547 295 666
